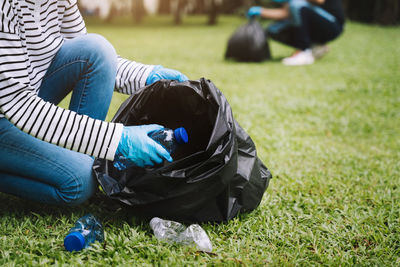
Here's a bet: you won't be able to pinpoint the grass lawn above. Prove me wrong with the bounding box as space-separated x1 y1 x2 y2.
0 16 399 266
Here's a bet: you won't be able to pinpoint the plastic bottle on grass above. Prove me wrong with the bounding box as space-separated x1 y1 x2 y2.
64 214 104 252
150 217 212 252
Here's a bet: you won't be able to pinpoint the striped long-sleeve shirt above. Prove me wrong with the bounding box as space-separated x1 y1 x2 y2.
0 0 154 160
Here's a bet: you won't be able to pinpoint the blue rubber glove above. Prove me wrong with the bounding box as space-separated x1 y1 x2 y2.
114 124 173 170
146 65 188 85
247 6 262 18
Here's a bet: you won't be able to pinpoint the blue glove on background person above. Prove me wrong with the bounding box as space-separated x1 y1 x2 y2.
247 6 262 18
114 124 173 170
146 65 189 85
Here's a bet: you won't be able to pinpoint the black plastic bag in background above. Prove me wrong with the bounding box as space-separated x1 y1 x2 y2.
225 19 271 62
93 78 272 223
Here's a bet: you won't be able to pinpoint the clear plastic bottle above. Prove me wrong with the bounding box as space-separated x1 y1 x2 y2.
114 127 188 170
150 217 212 252
148 127 188 154
64 214 104 252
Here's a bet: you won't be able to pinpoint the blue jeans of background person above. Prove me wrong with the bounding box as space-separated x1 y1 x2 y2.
0 34 117 206
267 0 343 50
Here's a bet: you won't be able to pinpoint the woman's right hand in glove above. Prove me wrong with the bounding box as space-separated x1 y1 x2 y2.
114 125 172 170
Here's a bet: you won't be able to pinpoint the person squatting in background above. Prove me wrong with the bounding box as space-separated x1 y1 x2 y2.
0 0 188 206
247 0 345 65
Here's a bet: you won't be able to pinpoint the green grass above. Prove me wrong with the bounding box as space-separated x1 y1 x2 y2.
1 16 399 266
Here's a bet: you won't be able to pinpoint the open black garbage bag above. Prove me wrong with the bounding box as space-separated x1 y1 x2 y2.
225 19 271 62
93 78 272 223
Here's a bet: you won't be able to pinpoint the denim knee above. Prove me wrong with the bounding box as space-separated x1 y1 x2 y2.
57 158 97 206
78 33 118 76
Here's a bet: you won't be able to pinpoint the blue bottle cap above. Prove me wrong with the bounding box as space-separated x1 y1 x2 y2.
64 232 85 252
174 127 188 144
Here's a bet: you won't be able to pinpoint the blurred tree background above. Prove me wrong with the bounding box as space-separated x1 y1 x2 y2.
342 0 400 25
80 0 400 25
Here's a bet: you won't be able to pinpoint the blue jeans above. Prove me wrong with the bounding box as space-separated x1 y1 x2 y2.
0 34 117 206
267 0 343 50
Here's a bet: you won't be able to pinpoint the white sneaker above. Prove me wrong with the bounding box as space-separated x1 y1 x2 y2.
282 49 314 66
312 45 329 59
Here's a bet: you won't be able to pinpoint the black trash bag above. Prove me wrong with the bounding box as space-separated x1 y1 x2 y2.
225 19 271 62
93 78 272 223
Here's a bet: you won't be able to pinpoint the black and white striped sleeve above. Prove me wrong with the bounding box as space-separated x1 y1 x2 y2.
61 0 87 39
0 6 123 160
114 56 155 95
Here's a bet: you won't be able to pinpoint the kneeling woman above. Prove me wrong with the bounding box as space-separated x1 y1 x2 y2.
247 0 345 65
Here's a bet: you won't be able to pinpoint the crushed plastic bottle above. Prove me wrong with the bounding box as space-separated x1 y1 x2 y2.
150 217 212 252
64 214 104 252
149 127 188 155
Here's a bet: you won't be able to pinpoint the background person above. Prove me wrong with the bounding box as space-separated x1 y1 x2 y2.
247 0 345 65
0 0 187 206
